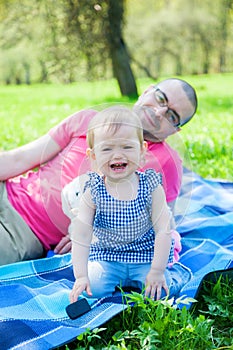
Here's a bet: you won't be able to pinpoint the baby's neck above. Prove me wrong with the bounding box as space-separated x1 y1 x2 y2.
104 173 139 201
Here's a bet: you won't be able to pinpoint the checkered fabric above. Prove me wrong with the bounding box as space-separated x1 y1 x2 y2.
84 170 174 264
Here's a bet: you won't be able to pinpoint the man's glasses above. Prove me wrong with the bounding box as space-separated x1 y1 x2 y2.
153 88 181 128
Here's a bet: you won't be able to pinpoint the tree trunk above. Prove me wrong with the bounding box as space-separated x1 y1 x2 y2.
106 0 138 97
218 0 233 72
23 62 31 85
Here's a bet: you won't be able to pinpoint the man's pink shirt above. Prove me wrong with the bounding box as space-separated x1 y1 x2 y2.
6 110 182 250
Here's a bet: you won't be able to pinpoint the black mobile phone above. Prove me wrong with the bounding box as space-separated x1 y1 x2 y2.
66 298 91 320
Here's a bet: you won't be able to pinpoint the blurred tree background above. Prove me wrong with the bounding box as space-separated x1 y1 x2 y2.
0 0 232 96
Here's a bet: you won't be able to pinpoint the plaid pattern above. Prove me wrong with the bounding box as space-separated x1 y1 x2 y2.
0 168 233 349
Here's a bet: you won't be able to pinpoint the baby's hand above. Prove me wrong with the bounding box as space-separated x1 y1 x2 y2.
145 268 168 300
70 276 92 303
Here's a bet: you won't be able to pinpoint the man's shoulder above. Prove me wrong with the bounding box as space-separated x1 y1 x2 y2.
147 141 180 160
49 109 97 141
66 109 97 129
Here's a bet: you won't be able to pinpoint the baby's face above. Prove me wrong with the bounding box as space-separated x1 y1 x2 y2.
90 124 146 181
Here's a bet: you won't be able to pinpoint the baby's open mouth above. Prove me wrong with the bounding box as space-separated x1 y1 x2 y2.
110 162 127 170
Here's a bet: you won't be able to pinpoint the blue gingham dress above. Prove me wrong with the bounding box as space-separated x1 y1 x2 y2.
84 169 174 264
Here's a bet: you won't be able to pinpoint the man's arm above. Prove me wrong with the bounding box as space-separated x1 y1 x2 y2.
0 134 61 181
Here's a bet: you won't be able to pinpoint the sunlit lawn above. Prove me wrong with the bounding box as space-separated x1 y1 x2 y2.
174 73 233 181
0 73 232 180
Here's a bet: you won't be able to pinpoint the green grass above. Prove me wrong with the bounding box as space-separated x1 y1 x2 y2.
191 274 233 347
0 73 232 180
176 73 233 181
0 79 125 149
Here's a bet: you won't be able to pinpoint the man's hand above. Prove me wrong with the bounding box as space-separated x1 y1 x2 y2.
54 235 71 254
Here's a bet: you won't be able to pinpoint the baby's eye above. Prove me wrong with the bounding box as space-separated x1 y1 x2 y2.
123 145 133 149
101 147 112 152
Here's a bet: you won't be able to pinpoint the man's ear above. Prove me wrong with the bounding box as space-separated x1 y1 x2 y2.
86 148 96 160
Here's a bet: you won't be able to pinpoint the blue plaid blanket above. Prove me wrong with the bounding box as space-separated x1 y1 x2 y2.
0 169 233 350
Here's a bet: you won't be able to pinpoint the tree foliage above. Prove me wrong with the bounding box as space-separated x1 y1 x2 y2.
0 0 232 93
125 0 233 78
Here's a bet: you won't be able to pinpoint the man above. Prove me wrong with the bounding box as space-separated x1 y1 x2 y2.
0 78 197 265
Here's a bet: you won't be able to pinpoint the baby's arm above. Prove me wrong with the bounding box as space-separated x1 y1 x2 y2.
69 177 95 303
145 184 172 300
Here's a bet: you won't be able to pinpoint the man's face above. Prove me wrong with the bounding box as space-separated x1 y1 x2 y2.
134 80 195 142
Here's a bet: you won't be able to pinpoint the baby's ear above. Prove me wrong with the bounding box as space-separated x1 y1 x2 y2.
140 141 148 167
141 141 148 156
143 141 148 151
86 148 96 160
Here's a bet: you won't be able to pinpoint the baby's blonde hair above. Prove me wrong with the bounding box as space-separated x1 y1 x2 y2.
87 105 144 149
